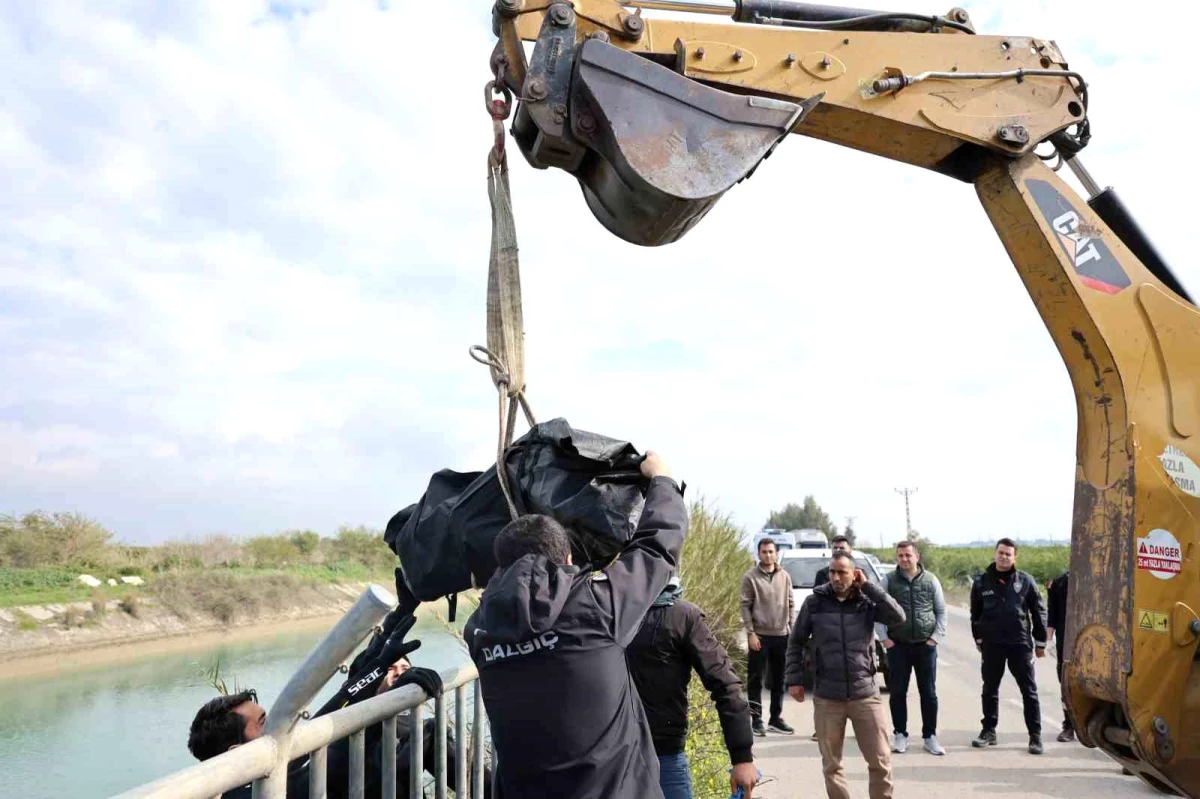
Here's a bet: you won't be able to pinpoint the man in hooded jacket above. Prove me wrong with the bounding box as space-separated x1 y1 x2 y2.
466 452 734 799
627 575 759 799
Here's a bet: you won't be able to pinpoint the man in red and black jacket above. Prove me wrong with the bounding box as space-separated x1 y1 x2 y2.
627 576 759 799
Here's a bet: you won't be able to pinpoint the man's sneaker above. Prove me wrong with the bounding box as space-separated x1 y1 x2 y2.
1057 727 1076 743
971 729 998 748
891 733 908 754
923 735 946 756
768 718 794 735
752 720 767 737
1029 734 1044 755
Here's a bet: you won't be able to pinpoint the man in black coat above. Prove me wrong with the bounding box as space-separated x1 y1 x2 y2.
186 657 482 799
813 535 853 587
464 451 687 799
969 538 1049 755
627 575 760 799
1046 570 1073 742
785 553 904 799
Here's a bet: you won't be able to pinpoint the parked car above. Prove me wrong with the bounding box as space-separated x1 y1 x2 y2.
779 548 891 692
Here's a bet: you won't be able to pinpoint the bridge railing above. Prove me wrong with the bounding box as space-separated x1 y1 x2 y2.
110 585 488 799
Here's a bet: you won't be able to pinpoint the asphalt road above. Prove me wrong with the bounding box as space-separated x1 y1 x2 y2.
749 606 1159 798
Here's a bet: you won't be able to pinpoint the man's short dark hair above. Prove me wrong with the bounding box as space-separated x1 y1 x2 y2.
831 535 851 546
188 690 257 761
830 552 855 567
896 540 917 552
996 537 1018 553
494 514 572 568
757 537 777 553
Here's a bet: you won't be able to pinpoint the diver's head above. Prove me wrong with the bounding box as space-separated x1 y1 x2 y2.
494 514 573 567
187 690 265 761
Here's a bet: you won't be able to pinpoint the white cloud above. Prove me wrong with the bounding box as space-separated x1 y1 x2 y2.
0 1 1195 548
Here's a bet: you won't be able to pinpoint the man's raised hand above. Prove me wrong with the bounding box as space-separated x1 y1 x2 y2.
640 451 671 480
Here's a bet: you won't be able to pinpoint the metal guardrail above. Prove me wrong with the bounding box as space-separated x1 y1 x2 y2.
111 585 488 799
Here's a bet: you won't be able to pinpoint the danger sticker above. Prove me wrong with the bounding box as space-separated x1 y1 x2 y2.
1137 529 1183 580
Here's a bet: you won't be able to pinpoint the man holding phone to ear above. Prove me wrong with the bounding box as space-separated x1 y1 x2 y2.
784 552 905 799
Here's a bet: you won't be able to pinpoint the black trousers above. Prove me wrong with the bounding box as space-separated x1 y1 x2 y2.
980 643 1041 735
1056 636 1072 733
747 633 788 722
887 641 939 738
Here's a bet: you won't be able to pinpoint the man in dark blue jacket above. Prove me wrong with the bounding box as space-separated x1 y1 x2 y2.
969 538 1049 755
465 452 724 799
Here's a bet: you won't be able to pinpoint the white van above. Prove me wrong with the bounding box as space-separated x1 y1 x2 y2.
755 530 797 551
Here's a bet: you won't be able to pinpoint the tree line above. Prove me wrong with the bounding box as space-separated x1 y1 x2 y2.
765 495 856 545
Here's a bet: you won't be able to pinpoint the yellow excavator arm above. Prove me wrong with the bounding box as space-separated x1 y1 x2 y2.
489 0 1200 794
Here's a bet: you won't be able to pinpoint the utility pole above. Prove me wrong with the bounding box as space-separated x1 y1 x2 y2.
895 487 918 538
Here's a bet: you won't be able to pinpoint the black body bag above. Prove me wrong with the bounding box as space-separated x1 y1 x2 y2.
384 418 648 602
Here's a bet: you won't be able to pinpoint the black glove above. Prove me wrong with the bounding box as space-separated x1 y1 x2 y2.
346 612 418 680
391 666 443 699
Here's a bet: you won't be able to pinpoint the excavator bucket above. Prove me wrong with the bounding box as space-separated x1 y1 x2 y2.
512 36 818 247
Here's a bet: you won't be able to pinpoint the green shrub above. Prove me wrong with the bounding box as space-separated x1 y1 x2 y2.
678 500 755 797
245 535 301 568
0 512 112 568
0 567 77 593
861 544 1069 590
328 525 395 572
119 594 142 618
289 530 321 556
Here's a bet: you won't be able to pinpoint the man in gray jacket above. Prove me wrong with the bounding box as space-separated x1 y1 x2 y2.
740 537 795 736
785 552 905 799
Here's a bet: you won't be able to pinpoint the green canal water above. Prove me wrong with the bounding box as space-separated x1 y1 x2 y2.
0 619 470 798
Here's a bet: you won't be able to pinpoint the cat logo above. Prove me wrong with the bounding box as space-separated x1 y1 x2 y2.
1050 210 1102 268
1026 179 1131 295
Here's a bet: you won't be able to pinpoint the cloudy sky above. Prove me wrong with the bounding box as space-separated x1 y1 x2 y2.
2 1 1196 547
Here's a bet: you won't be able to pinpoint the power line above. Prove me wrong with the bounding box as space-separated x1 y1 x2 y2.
895 487 918 538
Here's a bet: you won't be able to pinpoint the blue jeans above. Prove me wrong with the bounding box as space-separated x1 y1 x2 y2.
886 641 939 738
658 752 693 799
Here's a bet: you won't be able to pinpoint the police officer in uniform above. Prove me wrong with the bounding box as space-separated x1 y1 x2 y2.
969 538 1048 755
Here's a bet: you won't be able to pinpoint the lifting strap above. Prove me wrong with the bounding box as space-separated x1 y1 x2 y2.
473 68 535 521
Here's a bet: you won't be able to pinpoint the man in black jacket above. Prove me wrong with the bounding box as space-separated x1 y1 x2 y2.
784 552 905 799
627 575 760 799
1046 570 1073 742
813 535 853 587
186 658 480 799
969 538 1049 755
464 451 688 799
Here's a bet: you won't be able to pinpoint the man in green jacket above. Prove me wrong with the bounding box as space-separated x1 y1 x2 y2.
876 540 947 756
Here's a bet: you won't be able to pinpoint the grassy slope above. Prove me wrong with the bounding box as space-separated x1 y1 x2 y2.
0 564 394 609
